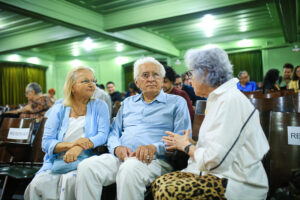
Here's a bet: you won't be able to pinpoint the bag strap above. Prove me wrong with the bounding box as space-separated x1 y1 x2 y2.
209 107 257 171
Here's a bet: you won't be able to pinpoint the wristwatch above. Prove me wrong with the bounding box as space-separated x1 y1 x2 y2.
184 143 193 154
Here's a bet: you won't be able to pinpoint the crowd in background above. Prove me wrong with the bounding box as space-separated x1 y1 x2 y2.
237 63 300 93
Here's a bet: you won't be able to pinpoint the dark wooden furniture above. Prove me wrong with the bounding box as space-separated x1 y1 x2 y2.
268 112 300 195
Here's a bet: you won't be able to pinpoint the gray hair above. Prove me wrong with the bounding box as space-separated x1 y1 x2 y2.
133 57 165 80
27 82 42 94
238 71 248 79
184 47 233 87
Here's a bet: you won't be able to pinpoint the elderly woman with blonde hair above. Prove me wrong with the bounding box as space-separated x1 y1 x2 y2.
24 66 110 200
152 47 270 200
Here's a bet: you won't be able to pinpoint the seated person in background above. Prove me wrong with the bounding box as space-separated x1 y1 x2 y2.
289 65 300 92
6 82 53 122
181 72 206 105
152 47 269 200
106 81 122 103
47 88 56 103
174 74 183 90
262 69 280 93
24 66 110 200
163 65 194 121
279 63 294 90
125 81 140 98
237 71 257 92
98 83 105 90
93 84 112 118
75 57 191 200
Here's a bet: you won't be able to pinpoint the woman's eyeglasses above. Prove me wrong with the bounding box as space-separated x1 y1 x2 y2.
80 79 97 85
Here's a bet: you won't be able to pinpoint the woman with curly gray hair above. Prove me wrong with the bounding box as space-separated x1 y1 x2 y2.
152 47 269 200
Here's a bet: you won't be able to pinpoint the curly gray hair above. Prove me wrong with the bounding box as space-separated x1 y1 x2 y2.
184 47 233 87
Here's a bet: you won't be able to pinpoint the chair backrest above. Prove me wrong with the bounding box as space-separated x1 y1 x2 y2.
0 118 35 144
245 91 281 99
293 93 300 113
192 100 206 141
192 114 205 141
280 89 295 96
249 96 295 113
112 101 121 117
30 118 47 162
195 100 206 115
249 96 295 139
269 112 300 194
0 118 35 162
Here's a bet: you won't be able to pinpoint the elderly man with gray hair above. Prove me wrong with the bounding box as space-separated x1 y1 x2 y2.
237 71 257 92
75 57 191 200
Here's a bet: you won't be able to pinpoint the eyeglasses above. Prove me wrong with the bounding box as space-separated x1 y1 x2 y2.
187 70 194 79
80 79 97 85
140 72 161 80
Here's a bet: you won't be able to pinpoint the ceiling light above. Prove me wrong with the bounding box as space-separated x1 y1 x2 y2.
197 14 218 38
115 57 129 65
240 22 247 32
71 59 83 67
237 39 253 47
116 43 124 52
73 49 79 56
82 37 94 51
203 44 219 49
240 25 247 32
8 54 20 61
27 57 40 64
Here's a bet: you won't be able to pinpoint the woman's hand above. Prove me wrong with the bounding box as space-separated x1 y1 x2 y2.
63 146 83 163
163 129 191 152
73 137 92 150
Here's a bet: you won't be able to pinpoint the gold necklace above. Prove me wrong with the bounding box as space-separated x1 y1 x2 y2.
71 106 86 116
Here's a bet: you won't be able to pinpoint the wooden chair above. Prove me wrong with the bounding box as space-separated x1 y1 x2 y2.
0 118 46 199
250 96 295 139
112 101 121 117
245 91 281 99
0 118 35 162
293 93 300 113
268 112 300 195
280 89 295 96
195 100 206 115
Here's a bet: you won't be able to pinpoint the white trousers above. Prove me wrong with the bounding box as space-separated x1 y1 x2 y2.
24 170 77 200
75 153 173 200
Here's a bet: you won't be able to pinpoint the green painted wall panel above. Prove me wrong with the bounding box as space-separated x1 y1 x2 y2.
262 46 300 76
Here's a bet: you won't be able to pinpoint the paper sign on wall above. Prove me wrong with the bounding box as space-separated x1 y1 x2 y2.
7 128 30 140
288 126 300 145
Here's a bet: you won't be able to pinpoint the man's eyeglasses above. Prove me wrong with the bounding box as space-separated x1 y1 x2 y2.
140 72 161 80
80 79 97 85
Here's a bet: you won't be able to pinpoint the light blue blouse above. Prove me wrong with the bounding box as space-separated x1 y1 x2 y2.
38 99 110 173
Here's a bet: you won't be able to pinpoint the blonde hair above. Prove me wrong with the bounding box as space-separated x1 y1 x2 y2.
63 66 95 106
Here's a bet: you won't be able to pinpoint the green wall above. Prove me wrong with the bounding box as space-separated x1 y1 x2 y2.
262 46 300 76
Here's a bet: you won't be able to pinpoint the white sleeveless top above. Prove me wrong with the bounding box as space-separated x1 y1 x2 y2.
63 116 85 142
